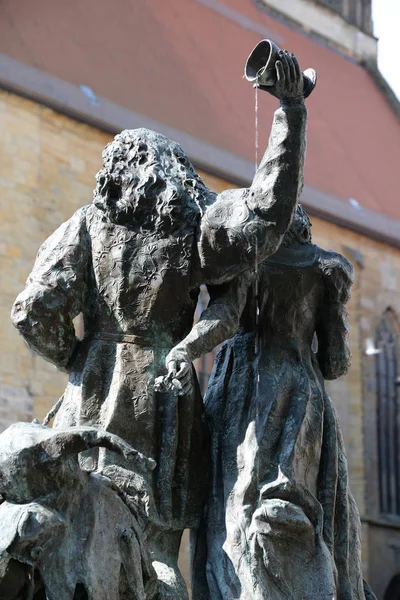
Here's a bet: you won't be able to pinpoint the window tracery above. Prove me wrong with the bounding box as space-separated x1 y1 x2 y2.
375 309 400 516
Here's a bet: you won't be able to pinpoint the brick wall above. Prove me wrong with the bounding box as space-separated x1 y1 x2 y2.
0 89 112 427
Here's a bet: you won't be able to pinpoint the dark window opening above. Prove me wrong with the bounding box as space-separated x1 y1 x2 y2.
384 574 400 600
376 310 400 516
347 0 362 26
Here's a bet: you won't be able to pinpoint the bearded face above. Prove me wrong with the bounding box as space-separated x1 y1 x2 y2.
93 128 211 229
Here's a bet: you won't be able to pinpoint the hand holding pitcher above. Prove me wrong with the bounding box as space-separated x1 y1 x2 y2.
245 39 317 101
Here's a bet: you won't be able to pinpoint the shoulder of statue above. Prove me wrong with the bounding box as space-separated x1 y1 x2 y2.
318 248 353 278
72 204 90 220
63 204 91 233
202 189 250 231
317 247 354 301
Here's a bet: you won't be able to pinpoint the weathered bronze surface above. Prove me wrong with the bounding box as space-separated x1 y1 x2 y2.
170 206 376 599
1 46 374 599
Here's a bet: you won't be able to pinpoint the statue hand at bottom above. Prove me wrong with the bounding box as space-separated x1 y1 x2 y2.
164 347 193 397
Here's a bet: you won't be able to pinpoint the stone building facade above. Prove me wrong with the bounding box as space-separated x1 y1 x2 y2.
0 0 399 597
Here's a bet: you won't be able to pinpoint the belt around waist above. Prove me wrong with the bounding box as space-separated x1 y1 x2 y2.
90 332 152 346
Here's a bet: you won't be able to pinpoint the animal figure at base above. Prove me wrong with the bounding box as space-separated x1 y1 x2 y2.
0 422 157 600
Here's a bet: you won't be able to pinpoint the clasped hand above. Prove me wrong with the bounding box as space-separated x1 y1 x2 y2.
154 347 193 397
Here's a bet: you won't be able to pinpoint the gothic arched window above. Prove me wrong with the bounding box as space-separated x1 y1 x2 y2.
347 0 365 27
376 309 400 515
384 574 400 600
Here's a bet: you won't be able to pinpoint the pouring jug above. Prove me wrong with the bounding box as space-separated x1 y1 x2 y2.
245 39 317 98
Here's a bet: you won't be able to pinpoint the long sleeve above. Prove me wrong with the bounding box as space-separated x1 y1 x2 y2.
11 207 91 370
199 102 307 285
169 276 250 363
316 250 354 380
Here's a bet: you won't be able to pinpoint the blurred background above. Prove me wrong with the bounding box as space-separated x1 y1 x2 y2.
0 0 399 597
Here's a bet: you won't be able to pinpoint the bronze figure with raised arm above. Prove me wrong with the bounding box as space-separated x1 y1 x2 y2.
167 206 376 599
11 50 312 599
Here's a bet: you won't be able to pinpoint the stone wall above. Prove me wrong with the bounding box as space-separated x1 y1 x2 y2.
0 89 110 426
311 219 400 595
0 87 399 596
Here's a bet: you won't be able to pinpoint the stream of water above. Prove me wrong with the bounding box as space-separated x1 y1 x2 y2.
254 80 261 400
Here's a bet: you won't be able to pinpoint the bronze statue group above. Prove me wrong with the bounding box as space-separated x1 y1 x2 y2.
2 48 375 599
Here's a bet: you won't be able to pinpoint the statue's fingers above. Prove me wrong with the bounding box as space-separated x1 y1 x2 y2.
154 376 166 392
291 53 301 82
167 360 178 378
180 380 194 397
280 51 291 82
179 370 192 388
126 449 156 471
175 361 191 379
285 52 296 83
171 377 183 392
275 60 285 84
110 436 155 470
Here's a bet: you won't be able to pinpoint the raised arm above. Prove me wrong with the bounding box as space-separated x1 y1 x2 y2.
199 52 309 285
11 207 91 370
164 276 250 396
316 250 354 380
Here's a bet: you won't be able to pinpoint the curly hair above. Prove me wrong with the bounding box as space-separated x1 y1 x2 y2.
93 128 215 233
